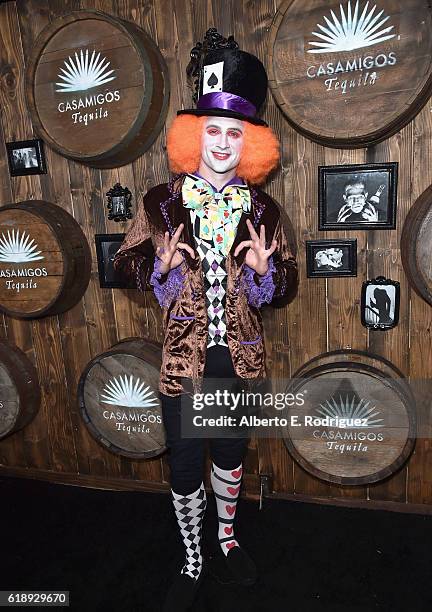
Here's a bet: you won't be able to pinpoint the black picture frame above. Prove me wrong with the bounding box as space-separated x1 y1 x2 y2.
95 234 135 289
6 139 47 176
361 276 400 330
106 183 133 222
318 162 398 230
306 239 357 278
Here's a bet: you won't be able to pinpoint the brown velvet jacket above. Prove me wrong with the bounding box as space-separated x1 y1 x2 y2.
113 174 298 396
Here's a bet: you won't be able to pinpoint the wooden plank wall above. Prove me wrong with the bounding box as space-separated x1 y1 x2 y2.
0 0 431 510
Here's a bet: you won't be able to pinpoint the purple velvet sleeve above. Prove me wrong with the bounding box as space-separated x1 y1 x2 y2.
242 256 276 308
150 256 185 308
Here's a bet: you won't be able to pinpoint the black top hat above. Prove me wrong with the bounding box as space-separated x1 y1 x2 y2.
177 28 268 127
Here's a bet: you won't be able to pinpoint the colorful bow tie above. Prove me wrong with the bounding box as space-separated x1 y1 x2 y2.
182 174 251 256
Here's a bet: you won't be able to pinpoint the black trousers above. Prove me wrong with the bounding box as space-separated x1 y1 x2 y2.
160 345 249 495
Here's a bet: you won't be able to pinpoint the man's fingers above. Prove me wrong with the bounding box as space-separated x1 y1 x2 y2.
170 223 184 245
267 241 277 256
163 231 170 251
259 224 266 247
177 242 195 258
337 209 350 222
246 219 259 241
234 240 252 257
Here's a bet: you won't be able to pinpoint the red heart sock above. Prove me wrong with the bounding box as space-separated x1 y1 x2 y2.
210 461 242 556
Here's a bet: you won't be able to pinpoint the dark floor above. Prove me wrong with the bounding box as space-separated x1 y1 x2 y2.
1 475 431 612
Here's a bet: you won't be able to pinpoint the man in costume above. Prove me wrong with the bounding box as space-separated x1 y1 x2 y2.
114 28 298 611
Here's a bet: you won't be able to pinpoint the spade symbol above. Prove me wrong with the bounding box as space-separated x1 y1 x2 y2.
207 72 219 89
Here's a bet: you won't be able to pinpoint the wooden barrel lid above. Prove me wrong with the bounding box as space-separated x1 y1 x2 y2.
292 348 411 399
282 350 416 485
0 340 40 439
268 0 432 147
401 184 432 305
78 338 166 459
25 10 169 168
0 201 91 319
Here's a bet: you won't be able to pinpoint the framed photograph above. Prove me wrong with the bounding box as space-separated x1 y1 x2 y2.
361 276 400 330
306 239 357 278
95 234 135 289
318 162 398 230
106 182 133 222
6 139 47 176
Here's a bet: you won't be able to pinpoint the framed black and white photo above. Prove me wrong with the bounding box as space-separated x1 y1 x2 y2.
95 234 135 289
306 239 357 278
319 163 398 230
6 139 47 176
361 276 400 330
106 183 133 222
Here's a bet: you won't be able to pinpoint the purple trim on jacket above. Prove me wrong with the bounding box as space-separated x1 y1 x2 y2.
242 256 276 308
150 256 185 308
135 256 146 293
240 336 262 345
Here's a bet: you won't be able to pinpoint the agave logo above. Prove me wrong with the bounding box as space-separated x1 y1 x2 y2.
0 229 44 263
100 375 159 408
308 1 396 54
315 393 384 428
56 49 116 93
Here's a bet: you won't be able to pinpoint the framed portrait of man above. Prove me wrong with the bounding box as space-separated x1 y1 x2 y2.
318 162 398 230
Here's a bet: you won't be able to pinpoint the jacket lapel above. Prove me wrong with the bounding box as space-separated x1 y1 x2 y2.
231 196 266 265
230 211 252 266
169 186 199 269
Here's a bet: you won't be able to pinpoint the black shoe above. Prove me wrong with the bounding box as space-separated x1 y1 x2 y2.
225 546 257 586
162 569 204 612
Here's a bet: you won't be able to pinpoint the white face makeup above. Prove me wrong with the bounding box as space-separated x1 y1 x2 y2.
343 191 368 213
200 116 244 175
345 193 367 213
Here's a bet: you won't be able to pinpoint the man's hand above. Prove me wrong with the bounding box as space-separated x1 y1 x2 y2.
336 203 354 223
156 223 195 274
361 203 379 221
233 219 277 275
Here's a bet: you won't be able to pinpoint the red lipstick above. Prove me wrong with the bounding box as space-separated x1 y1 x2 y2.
212 152 230 160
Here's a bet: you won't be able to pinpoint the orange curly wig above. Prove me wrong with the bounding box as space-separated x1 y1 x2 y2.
166 115 280 185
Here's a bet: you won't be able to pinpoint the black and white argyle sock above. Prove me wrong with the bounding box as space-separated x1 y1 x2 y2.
210 462 242 556
171 483 207 580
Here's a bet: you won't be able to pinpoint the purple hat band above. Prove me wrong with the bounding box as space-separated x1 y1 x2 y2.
196 92 257 118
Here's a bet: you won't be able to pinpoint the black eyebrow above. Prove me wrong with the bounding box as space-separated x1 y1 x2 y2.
206 124 243 133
